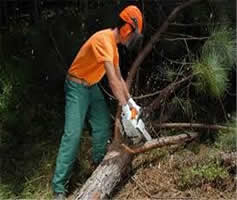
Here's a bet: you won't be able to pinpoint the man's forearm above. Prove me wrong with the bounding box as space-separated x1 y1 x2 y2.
109 79 127 105
105 61 130 105
121 79 131 100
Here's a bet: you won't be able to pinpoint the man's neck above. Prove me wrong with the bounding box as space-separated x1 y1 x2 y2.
112 28 120 44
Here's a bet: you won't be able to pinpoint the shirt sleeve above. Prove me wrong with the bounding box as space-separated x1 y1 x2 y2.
92 35 114 63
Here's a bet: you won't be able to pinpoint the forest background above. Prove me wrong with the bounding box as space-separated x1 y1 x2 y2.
0 0 236 199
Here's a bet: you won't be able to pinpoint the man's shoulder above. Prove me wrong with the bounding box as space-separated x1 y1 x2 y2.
94 28 112 36
90 29 113 42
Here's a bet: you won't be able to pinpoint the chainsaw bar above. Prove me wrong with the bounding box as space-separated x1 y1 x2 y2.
121 112 152 144
121 117 143 144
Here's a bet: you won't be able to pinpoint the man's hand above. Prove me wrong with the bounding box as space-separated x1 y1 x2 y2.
128 98 141 114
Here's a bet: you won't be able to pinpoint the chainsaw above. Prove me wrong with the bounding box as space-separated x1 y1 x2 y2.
121 109 152 144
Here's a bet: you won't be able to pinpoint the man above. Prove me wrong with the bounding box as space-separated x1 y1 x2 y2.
52 5 143 200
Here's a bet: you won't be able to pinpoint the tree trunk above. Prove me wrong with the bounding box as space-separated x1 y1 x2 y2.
73 143 132 200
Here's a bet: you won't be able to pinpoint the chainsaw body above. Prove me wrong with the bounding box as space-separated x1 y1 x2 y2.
121 111 152 144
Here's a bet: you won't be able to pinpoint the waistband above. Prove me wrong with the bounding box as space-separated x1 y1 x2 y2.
66 74 91 87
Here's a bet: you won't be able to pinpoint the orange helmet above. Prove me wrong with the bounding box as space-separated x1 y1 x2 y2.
119 5 143 41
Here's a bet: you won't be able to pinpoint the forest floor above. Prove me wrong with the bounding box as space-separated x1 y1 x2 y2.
0 130 236 200
67 136 237 200
113 144 236 200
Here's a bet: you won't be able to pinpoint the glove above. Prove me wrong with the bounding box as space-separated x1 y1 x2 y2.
122 104 131 120
128 98 141 114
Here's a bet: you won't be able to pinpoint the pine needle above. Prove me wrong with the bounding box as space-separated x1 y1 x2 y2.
192 26 235 97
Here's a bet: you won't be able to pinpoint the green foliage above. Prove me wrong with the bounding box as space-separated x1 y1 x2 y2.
193 53 229 97
20 145 57 199
203 26 236 67
192 26 236 97
0 10 89 198
179 161 229 189
171 97 193 119
0 30 34 125
215 115 237 152
166 69 177 82
0 2 236 198
0 77 12 115
0 184 16 199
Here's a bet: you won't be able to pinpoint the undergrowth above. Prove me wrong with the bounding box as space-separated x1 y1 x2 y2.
215 115 237 152
178 161 230 190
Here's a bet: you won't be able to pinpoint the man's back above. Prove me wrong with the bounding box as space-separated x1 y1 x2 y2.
68 29 119 85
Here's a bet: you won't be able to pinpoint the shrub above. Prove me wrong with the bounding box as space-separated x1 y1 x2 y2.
215 115 237 152
179 161 229 189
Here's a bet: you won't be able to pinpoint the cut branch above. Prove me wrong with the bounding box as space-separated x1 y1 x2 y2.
122 132 198 155
152 122 236 131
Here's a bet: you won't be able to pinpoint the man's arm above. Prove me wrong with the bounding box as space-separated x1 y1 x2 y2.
114 66 131 100
104 61 128 105
115 65 141 114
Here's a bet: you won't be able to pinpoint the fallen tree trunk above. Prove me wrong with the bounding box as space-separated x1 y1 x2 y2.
72 132 198 199
73 143 132 200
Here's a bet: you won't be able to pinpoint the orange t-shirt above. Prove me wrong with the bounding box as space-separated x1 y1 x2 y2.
68 29 119 85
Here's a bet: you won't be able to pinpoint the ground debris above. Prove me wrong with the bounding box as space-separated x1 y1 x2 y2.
114 146 237 200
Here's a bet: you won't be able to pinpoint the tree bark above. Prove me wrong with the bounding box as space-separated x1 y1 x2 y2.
73 143 133 200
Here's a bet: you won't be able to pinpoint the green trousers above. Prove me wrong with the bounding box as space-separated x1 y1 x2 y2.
52 79 111 193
